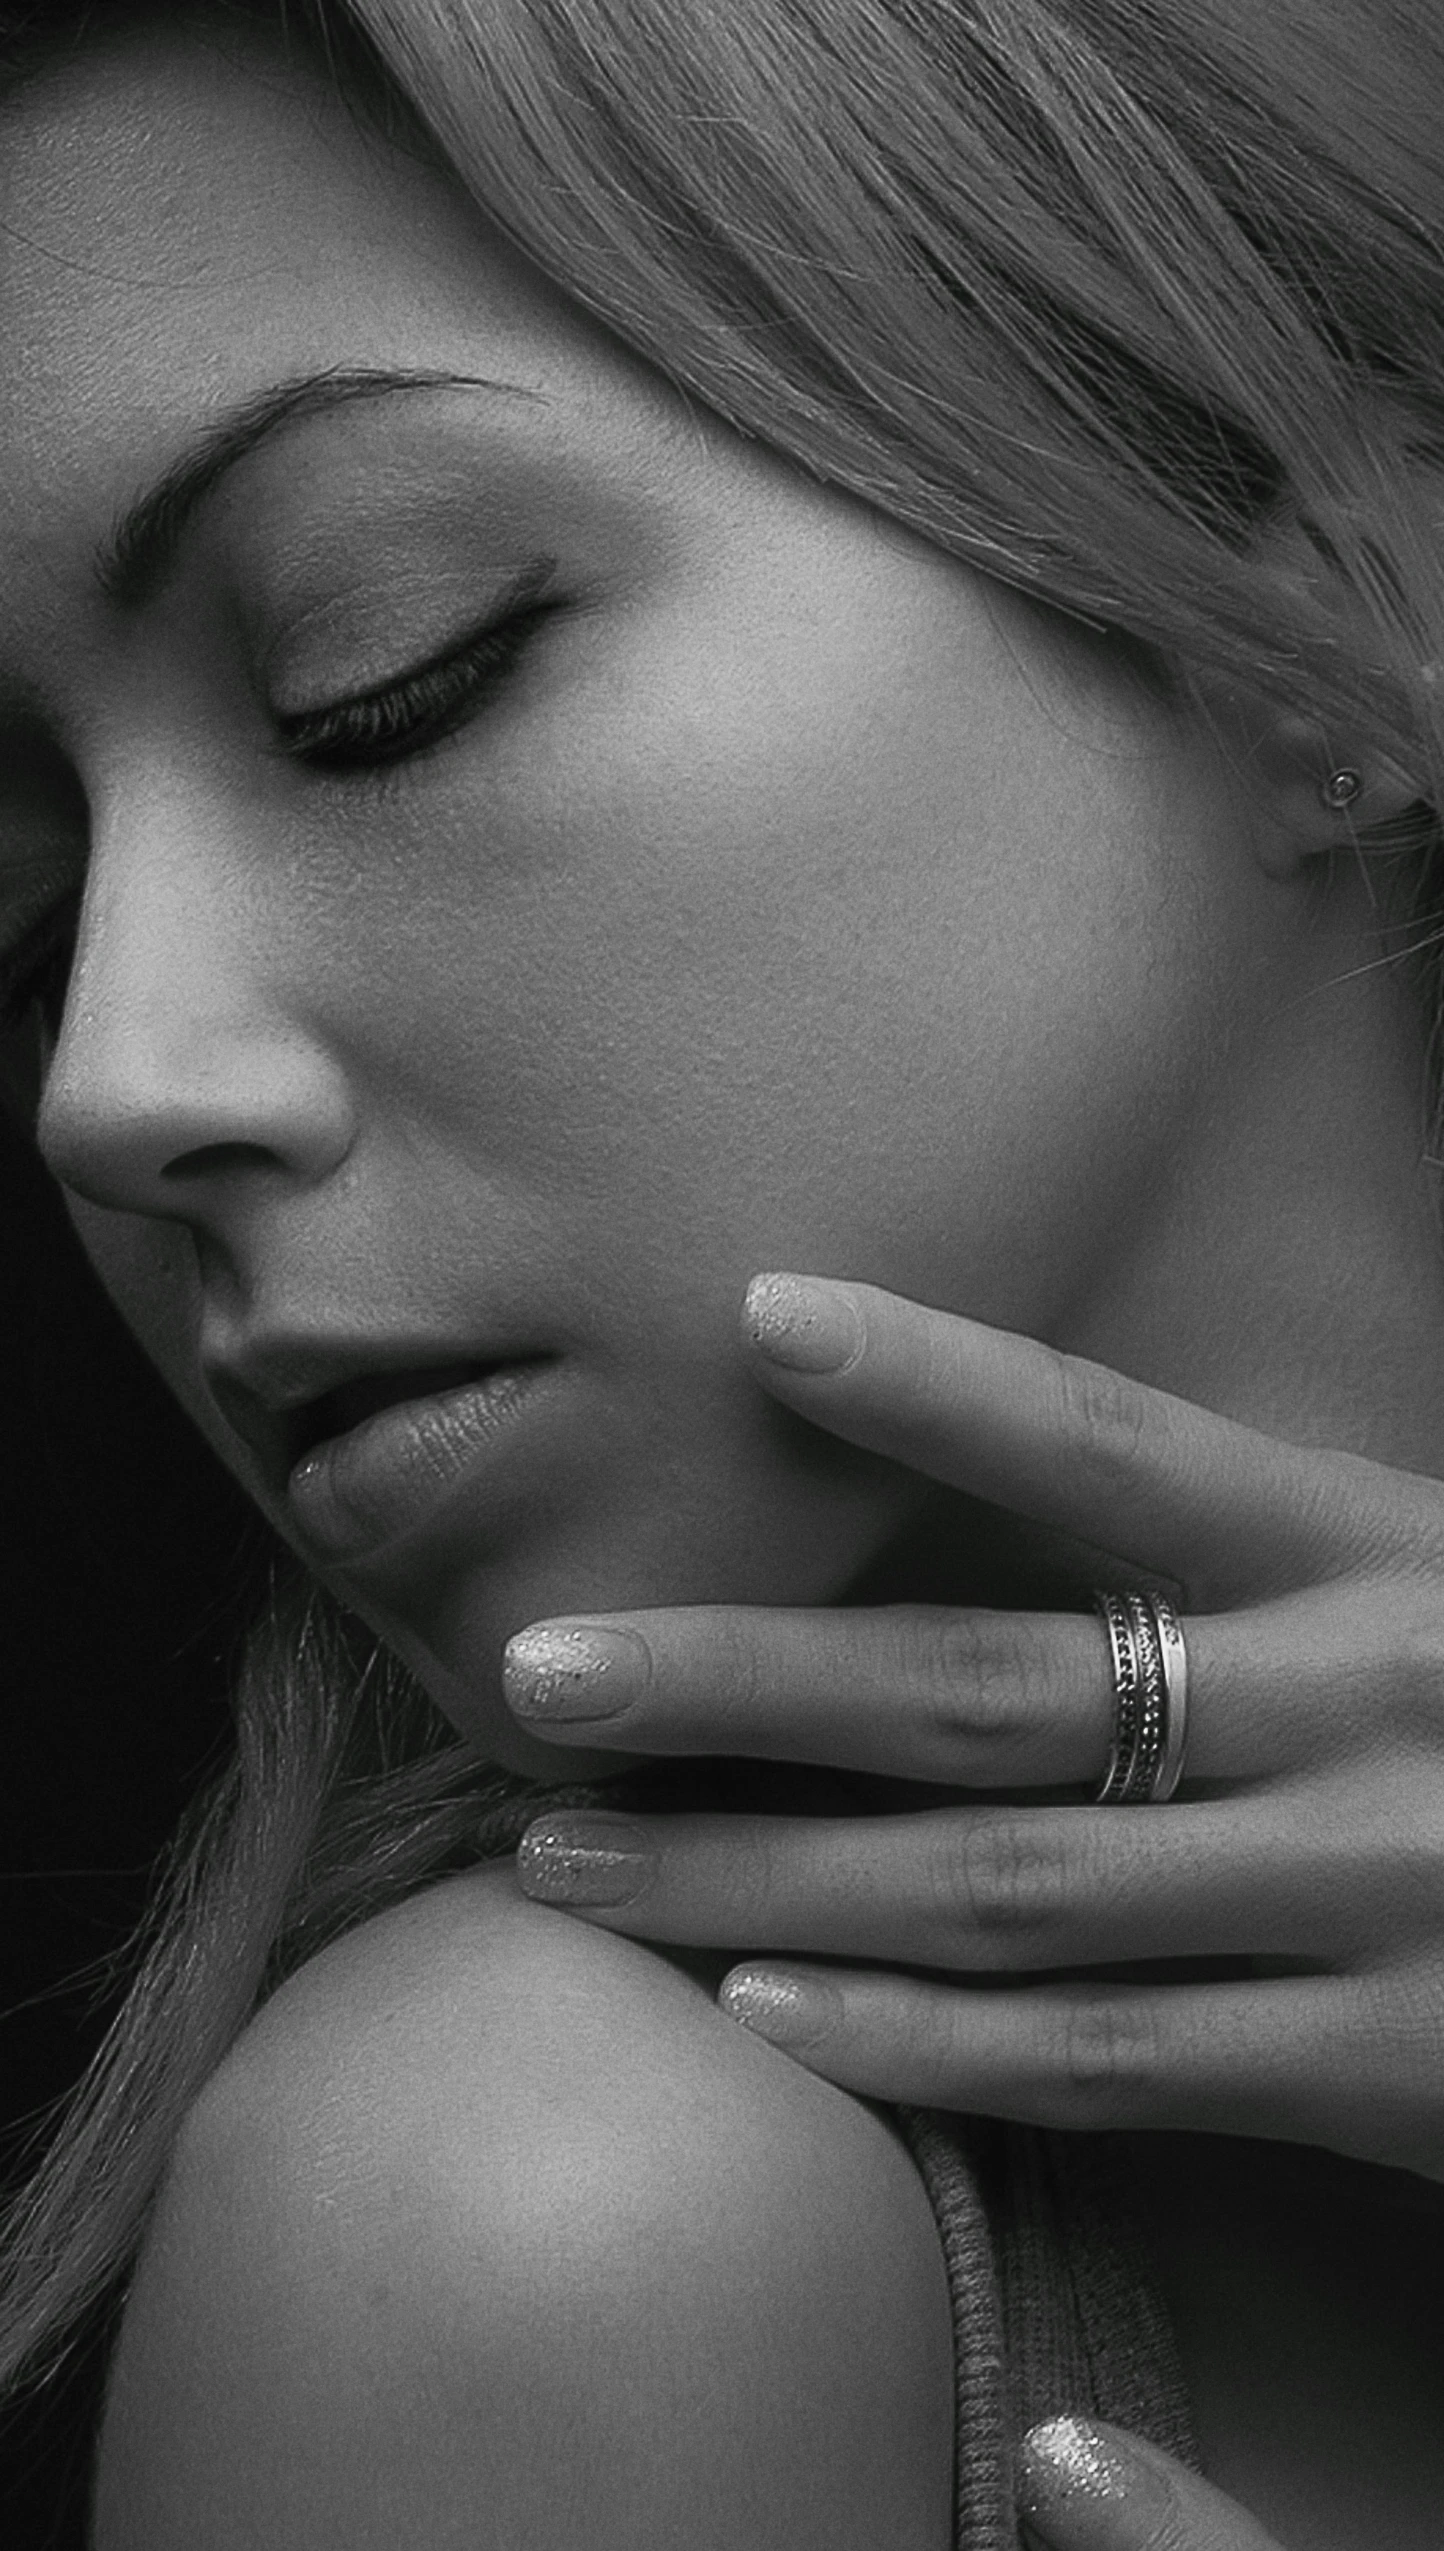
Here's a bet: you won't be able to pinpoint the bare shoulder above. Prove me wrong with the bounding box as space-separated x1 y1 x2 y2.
94 1864 955 2551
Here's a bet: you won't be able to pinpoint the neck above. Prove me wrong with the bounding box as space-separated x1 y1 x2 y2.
1062 923 1444 1479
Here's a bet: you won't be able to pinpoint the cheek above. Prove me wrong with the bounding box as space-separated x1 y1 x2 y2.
66 1199 198 1380
63 1198 248 1474
347 636 1214 1337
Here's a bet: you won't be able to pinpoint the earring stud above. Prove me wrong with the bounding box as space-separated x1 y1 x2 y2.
1321 767 1363 810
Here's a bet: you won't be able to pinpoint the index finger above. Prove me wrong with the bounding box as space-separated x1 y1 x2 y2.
741 1275 1428 1602
1019 2416 1287 2549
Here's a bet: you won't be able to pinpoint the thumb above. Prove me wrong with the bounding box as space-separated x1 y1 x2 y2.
1017 2417 1288 2551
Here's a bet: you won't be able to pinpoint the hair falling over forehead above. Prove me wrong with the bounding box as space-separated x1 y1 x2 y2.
6 0 1444 2407
355 0 1444 739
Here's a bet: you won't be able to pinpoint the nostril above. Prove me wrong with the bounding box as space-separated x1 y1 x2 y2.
160 1139 282 1182
38 1032 357 1209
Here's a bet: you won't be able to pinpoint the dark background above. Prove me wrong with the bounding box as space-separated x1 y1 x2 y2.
1 1120 260 2546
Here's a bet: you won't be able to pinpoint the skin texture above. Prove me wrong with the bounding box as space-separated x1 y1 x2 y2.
1017 2414 1288 2551
4 21 1444 2550
5 26 1444 1776
508 1284 1444 2541
92 1867 957 2550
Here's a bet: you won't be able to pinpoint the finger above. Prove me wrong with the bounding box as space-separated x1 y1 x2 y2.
740 1274 1436 1600
1018 2416 1287 2551
712 1964 1405 2156
514 1798 1362 1969
503 1586 1420 1782
503 1603 1116 1782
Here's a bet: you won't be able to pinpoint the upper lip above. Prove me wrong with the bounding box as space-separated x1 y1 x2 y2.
204 1336 540 1487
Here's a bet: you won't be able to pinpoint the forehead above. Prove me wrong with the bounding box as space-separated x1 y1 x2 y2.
0 24 617 643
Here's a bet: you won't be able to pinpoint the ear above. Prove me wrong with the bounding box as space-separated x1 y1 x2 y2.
1205 697 1429 880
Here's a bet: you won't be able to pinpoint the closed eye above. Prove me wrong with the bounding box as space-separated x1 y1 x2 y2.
275 561 563 776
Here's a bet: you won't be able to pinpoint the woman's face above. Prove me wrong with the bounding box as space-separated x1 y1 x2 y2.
0 23 1297 1765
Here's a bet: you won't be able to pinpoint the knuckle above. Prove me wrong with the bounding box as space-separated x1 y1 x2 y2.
1364 1971 1444 2164
907 1610 1048 1754
727 1816 789 1911
946 1816 1073 1941
1349 1462 1444 1570
1048 1346 1157 1505
1057 1996 1164 2120
1374 1605 1444 1747
1371 1807 1444 1936
709 1613 767 1722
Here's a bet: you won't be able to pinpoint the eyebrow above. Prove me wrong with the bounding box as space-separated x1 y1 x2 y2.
96 365 542 612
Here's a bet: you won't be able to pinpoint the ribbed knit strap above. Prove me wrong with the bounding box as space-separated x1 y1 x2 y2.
896 2115 1198 2548
986 2126 1197 2468
894 2108 1017 2551
471 1792 1198 2520
988 2121 1098 2446
1041 2133 1199 2466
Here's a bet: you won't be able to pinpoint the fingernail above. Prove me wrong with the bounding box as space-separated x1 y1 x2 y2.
1016 2418 1173 2546
742 1273 864 1374
503 1622 648 1721
516 1815 653 1906
717 1966 835 2048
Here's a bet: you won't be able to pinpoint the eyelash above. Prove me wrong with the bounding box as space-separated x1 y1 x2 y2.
275 588 560 777
0 579 560 1053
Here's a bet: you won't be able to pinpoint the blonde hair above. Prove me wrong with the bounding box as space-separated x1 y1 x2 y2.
6 0 1444 2402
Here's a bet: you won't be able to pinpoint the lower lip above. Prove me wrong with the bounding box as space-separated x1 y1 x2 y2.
285 1361 554 1561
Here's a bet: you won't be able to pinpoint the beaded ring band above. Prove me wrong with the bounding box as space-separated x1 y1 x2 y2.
1092 1591 1190 1804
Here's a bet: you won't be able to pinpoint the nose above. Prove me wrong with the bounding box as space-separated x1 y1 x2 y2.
37 794 357 1220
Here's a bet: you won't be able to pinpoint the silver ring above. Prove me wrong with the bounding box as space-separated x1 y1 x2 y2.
1149 1596 1189 1801
1092 1591 1189 1803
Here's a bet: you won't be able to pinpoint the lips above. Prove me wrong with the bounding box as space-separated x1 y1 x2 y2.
206 1340 541 1487
284 1357 557 1560
286 1361 501 1467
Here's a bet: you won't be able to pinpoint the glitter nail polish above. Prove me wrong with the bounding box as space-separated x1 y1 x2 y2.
1016 2416 1173 2544
717 1967 832 2047
503 1622 646 1720
516 1816 652 1905
742 1273 864 1373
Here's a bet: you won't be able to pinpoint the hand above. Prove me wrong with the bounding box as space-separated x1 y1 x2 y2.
1017 2417 1285 2550
507 1273 1444 2179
